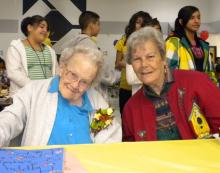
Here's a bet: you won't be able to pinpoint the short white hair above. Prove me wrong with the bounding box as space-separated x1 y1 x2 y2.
60 45 104 86
126 27 166 64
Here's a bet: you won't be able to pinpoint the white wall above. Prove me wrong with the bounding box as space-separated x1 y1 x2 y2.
207 34 220 57
0 0 22 19
97 34 121 68
209 0 220 22
0 0 22 59
87 0 210 23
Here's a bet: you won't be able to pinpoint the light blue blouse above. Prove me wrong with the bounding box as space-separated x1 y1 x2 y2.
47 76 93 145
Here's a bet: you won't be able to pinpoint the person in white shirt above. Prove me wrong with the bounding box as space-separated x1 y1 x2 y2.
0 45 121 146
6 15 58 96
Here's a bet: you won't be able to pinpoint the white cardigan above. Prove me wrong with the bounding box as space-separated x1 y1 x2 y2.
0 78 122 146
5 39 58 96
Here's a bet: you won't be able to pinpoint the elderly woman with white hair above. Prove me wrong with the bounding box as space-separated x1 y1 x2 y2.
123 27 220 142
0 46 122 146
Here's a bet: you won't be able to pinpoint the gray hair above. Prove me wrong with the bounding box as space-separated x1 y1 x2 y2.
60 45 104 86
126 27 166 64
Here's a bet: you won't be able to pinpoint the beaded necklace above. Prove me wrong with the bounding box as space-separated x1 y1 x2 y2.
27 39 47 79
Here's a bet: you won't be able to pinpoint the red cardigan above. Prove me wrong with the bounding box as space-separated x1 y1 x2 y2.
123 70 220 141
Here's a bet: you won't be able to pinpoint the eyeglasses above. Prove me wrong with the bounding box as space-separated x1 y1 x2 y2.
65 68 92 89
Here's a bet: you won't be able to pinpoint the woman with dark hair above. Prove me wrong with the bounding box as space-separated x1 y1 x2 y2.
124 11 152 43
5 15 58 95
114 11 152 115
166 6 213 75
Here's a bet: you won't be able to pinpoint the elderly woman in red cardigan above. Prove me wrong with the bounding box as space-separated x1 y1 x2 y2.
123 27 220 141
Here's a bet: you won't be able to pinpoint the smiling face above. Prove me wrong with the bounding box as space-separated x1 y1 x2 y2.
185 10 201 33
28 20 48 43
59 53 98 105
131 40 166 88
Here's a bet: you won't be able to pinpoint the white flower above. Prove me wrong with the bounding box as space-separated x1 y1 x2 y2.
106 108 113 115
105 119 112 125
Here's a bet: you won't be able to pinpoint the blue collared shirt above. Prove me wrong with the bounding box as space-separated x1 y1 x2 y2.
47 76 93 145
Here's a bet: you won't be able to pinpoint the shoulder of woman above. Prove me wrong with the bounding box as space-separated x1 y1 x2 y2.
44 44 56 56
26 77 53 90
174 70 209 83
165 36 182 50
44 44 54 51
14 78 53 99
87 87 108 109
7 39 26 57
115 36 126 51
9 39 24 49
166 35 180 42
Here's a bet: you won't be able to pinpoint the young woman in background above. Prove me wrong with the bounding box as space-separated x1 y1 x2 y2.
115 11 153 114
6 15 58 95
166 6 212 73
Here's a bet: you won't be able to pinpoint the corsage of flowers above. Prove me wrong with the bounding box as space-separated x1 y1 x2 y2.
90 107 114 136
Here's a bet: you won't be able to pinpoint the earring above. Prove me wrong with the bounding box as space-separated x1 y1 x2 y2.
164 65 167 74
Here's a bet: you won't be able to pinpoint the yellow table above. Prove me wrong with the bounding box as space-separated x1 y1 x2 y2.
15 139 220 173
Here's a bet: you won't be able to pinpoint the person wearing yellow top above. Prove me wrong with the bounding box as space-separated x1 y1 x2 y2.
115 35 130 90
115 11 153 115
